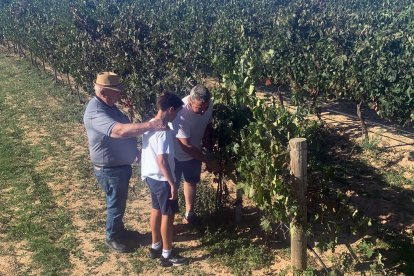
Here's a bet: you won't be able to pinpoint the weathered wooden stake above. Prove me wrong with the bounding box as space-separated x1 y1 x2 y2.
18 44 26 57
289 138 307 270
33 56 40 71
357 100 369 140
53 68 58 83
30 51 34 65
67 74 74 94
277 86 284 108
235 188 242 224
75 84 83 103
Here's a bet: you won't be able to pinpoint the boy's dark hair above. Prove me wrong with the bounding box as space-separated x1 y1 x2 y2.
157 92 184 111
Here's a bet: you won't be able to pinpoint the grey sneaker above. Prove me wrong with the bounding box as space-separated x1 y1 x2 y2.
182 212 202 227
148 247 162 259
159 252 186 267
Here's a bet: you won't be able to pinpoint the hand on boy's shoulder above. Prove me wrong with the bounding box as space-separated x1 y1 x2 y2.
156 125 170 132
149 118 167 130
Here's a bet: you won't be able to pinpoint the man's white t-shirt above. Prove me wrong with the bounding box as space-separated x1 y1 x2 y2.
169 95 213 161
141 127 175 181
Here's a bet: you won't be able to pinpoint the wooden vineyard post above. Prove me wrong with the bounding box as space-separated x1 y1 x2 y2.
235 188 242 224
289 138 307 270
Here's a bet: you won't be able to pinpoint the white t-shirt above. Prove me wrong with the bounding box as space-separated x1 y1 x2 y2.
141 127 175 181
169 95 213 161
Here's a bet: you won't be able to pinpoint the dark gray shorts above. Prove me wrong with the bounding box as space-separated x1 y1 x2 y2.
174 158 202 186
145 177 179 216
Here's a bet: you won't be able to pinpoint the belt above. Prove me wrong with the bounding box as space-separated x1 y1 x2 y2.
93 164 131 170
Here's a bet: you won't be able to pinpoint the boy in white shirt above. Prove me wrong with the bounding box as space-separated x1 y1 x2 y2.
141 92 186 267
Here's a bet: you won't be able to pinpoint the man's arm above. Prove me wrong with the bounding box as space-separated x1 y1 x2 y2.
178 137 221 172
176 137 207 163
110 119 163 138
173 117 206 162
156 154 177 200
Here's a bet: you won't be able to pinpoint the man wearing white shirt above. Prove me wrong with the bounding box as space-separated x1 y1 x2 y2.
170 85 219 226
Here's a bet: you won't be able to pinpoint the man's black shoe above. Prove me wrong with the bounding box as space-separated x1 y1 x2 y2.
105 238 129 253
148 247 162 259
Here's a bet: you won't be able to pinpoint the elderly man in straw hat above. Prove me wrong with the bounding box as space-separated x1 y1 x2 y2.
84 72 163 253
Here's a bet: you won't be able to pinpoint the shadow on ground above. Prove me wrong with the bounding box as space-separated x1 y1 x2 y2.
189 125 414 274
307 127 414 274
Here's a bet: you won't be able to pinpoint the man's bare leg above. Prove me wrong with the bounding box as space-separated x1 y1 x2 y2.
183 181 196 214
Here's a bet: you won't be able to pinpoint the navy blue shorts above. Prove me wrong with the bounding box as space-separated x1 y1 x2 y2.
145 177 179 216
174 158 202 186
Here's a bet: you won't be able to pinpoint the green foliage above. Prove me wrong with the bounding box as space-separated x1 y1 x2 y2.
177 178 217 219
201 229 273 276
360 135 383 156
357 239 386 273
194 179 217 216
1 0 413 123
210 41 321 227
357 240 375 259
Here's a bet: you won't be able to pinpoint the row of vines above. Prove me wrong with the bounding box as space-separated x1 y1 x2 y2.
1 0 413 269
1 0 413 124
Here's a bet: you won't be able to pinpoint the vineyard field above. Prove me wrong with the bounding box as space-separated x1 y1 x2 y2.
1 0 414 274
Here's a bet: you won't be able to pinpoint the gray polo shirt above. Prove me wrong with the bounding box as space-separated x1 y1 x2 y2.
83 97 138 167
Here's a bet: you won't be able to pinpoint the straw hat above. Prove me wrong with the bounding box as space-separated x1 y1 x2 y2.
95 72 123 91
